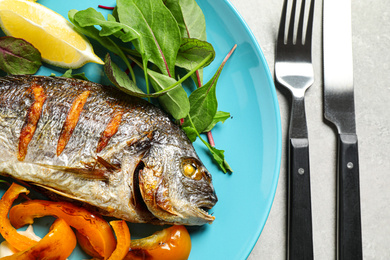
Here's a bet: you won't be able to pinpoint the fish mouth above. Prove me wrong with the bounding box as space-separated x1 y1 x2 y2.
189 204 216 223
190 193 218 223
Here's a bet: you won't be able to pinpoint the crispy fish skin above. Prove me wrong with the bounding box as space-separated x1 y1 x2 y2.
0 75 217 225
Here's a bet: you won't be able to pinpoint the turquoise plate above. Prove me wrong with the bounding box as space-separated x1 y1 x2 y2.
0 0 281 259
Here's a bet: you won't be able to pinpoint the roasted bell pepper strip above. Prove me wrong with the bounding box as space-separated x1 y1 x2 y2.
125 225 191 260
0 218 76 260
0 183 36 251
76 230 103 259
108 220 131 260
9 200 116 259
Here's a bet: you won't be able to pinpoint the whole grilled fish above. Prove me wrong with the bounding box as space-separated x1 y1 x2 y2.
0 75 217 225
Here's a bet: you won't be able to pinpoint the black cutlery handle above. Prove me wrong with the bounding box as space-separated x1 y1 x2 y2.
338 133 362 260
288 138 314 260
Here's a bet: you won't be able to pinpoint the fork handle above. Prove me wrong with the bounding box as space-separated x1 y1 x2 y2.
338 133 362 260
288 138 314 260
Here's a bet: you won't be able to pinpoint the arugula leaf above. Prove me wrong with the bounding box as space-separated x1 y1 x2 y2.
203 111 231 132
116 0 182 77
0 37 41 75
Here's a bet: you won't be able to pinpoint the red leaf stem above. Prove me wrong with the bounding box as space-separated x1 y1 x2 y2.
206 44 237 146
98 5 115 10
207 132 215 147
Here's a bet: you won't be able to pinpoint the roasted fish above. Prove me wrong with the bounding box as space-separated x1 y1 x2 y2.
0 75 217 225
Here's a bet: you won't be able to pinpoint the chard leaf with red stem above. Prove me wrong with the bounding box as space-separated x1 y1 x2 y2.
0 37 41 75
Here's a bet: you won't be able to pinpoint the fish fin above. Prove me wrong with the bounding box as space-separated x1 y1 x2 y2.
96 156 120 172
33 183 88 203
36 163 109 181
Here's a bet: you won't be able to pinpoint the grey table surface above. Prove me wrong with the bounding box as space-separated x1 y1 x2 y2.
227 0 390 259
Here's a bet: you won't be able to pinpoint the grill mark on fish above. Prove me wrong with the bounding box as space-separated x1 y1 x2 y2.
56 90 90 156
18 83 47 161
96 109 123 153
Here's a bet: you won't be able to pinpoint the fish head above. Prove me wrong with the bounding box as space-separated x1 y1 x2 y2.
137 143 218 225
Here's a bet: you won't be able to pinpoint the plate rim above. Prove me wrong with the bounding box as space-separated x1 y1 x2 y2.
220 0 282 257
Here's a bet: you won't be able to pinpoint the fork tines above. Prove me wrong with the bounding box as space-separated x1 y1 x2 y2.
278 0 315 46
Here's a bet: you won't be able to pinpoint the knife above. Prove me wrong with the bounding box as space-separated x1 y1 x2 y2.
323 0 363 259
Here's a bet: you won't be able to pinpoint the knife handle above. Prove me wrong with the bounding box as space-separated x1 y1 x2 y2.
288 138 314 260
338 133 362 260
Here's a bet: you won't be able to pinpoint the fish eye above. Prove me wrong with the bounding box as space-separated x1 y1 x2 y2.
181 158 202 180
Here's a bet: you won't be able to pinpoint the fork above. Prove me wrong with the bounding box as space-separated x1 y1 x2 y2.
274 0 315 259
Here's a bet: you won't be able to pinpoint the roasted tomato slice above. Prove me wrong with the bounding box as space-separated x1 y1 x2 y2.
9 199 116 259
0 218 76 260
125 225 191 260
0 183 36 251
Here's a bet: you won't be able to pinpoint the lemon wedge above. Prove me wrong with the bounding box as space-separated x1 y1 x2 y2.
0 0 103 69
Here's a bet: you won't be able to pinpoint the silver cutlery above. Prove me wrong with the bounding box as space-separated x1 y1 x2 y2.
323 0 363 259
275 0 315 259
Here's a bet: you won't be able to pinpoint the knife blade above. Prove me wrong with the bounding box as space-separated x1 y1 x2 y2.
323 0 363 259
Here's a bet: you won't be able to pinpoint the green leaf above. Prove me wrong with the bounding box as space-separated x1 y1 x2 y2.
209 146 233 173
148 69 190 119
104 54 148 97
186 114 233 173
60 69 89 81
128 52 213 98
183 45 236 132
179 0 207 40
203 111 231 132
68 9 136 82
165 0 207 40
0 37 41 75
163 0 187 38
176 38 215 72
185 80 218 133
182 126 198 142
72 8 140 42
117 0 181 77
165 0 207 86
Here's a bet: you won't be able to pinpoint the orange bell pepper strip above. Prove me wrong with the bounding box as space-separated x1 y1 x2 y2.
9 199 116 259
75 230 103 259
108 220 131 260
0 183 36 251
0 218 76 260
125 225 192 260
